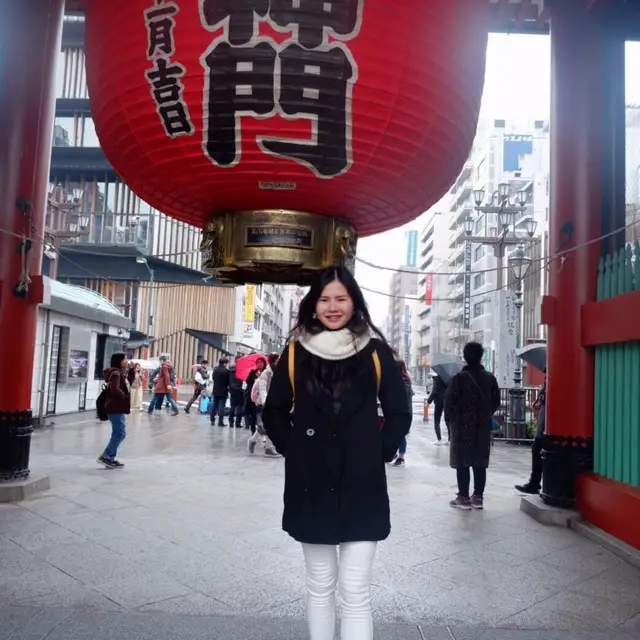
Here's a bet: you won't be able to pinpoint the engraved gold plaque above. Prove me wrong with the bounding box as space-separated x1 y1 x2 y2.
200 210 357 285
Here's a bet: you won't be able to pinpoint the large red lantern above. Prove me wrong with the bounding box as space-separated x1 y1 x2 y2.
84 1 488 283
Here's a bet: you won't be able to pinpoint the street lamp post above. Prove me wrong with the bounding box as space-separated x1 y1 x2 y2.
136 256 155 345
464 183 538 440
464 184 535 291
507 244 533 438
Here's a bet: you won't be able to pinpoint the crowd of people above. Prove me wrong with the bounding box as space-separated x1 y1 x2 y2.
96 265 547 640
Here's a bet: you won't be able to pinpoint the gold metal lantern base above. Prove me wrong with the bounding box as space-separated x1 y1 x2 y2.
200 210 357 285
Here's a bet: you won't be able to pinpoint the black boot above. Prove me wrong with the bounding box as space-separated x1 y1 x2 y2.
515 482 540 494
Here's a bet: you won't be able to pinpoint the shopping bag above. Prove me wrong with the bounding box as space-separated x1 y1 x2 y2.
199 396 210 415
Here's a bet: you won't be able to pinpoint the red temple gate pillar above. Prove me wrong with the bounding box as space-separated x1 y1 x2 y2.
0 0 64 481
541 1 623 507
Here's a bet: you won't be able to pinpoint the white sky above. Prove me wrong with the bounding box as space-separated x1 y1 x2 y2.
359 35 640 328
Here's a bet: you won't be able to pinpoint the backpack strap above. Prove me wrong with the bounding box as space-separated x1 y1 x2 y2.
288 342 295 398
372 350 381 395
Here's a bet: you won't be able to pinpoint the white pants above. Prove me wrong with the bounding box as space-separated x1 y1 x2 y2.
302 541 377 640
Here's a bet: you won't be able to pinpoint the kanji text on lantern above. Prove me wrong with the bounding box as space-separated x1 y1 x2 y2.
144 0 194 137
200 0 362 178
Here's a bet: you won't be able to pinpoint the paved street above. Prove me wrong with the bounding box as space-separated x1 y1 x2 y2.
1 401 640 639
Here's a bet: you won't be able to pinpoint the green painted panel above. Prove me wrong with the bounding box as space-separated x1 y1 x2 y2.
593 244 640 488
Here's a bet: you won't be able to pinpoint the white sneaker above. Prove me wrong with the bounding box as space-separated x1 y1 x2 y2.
264 448 280 457
433 440 443 446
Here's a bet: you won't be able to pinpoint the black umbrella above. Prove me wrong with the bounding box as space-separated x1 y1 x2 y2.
430 353 464 384
516 343 547 374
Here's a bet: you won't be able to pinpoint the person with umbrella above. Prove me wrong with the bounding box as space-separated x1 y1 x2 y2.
235 353 267 433
427 374 448 444
515 369 546 495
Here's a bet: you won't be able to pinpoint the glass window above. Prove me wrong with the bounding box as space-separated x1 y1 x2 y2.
473 273 486 289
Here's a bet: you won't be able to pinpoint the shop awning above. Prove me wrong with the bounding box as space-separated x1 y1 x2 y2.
185 329 233 356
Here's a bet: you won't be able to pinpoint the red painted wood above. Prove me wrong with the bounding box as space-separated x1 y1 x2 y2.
577 473 640 550
544 1 609 439
582 291 640 346
0 0 64 412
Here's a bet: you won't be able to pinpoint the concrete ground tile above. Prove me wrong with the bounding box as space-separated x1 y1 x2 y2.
486 529 580 561
621 611 640 631
0 606 42 640
571 572 640 605
370 586 457 626
495 603 609 631
0 512 53 539
92 573 193 609
537 590 640 629
46 511 143 542
0 606 72 640
596 564 640 588
537 543 624 577
138 593 235 616
0 566 83 602
16 582 123 611
19 495 89 518
31 541 148 585
257 597 306 618
0 504 30 522
9 522 87 551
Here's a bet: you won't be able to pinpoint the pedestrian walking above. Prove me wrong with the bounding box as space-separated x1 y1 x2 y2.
444 341 500 510
228 363 244 428
148 359 179 416
243 356 266 433
184 360 209 414
210 358 230 426
427 374 448 444
390 359 414 467
97 352 135 468
247 352 280 456
262 266 411 640
129 362 144 411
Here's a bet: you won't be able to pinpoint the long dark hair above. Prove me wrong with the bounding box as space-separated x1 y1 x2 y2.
292 266 386 341
397 359 411 382
291 267 386 396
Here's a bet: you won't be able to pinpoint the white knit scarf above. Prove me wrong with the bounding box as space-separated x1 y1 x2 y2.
298 328 370 361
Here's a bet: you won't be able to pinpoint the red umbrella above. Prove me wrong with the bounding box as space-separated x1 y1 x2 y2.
235 354 267 382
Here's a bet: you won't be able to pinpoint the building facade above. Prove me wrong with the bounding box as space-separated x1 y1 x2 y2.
48 12 236 381
417 204 452 380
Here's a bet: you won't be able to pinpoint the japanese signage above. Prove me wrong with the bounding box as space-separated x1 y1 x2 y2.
245 226 314 249
463 239 472 329
493 291 518 387
403 304 411 366
199 0 362 178
144 1 194 137
405 230 418 267
424 273 434 306
503 133 533 172
244 284 255 322
242 321 254 340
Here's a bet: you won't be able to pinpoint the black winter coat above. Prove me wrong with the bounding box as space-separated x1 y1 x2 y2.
212 365 230 397
443 365 500 469
262 339 412 545
427 376 447 405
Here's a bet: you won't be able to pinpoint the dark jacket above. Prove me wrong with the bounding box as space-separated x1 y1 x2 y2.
228 366 244 399
244 369 260 405
402 378 413 420
104 367 134 415
262 339 412 545
212 365 230 397
427 376 447 405
443 365 500 469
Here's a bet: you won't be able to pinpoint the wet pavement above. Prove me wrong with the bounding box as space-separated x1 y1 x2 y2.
1 399 640 639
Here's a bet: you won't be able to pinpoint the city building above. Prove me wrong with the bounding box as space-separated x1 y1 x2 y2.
386 231 419 369
443 118 550 359
48 12 236 381
417 203 452 380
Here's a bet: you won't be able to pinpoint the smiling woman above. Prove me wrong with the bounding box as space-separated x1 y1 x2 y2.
262 266 412 640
